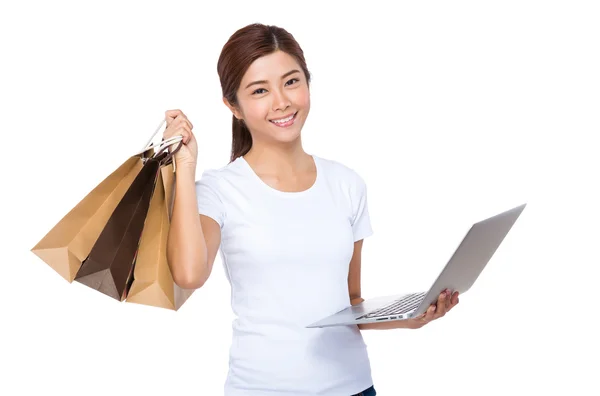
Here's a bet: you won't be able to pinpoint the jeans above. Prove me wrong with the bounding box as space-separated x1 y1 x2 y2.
351 385 376 396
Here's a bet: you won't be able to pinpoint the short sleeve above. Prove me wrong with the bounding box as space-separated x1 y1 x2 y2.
195 170 225 228
351 173 374 242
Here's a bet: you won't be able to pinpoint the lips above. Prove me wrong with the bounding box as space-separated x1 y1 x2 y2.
269 112 297 124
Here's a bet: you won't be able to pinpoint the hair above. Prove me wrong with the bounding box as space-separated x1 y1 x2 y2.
217 23 312 163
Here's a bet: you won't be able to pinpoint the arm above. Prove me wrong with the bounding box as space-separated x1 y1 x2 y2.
358 321 412 330
358 290 459 330
346 172 459 330
167 165 221 289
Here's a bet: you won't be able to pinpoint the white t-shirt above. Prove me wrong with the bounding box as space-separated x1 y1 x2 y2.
195 154 374 396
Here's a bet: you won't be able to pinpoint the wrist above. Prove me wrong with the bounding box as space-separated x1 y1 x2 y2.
174 163 197 180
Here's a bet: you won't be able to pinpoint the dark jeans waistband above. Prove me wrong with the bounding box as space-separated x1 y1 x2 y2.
352 385 376 396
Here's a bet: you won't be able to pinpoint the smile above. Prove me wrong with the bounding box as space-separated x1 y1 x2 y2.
269 112 297 127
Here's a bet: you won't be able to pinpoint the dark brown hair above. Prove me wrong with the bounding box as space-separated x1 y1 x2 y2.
217 24 312 162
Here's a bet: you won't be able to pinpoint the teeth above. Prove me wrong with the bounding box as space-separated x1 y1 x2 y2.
271 113 294 123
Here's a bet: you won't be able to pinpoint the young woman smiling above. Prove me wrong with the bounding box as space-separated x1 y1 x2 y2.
163 23 459 396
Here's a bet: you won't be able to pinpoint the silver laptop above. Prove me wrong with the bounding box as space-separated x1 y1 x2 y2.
306 203 527 328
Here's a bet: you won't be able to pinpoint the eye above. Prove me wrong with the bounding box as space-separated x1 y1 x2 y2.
251 78 299 95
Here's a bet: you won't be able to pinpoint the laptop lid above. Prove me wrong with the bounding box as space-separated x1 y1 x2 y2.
411 203 527 316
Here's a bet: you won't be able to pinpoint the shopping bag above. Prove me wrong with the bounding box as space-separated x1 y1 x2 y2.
125 162 194 310
30 154 148 282
74 138 183 302
73 156 161 300
31 119 180 284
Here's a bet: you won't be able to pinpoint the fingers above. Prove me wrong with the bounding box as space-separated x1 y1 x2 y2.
413 290 459 329
163 111 195 145
169 115 193 133
165 109 182 125
433 290 447 318
165 122 192 142
165 109 194 129
449 291 460 310
432 289 456 319
411 301 438 328
424 304 436 321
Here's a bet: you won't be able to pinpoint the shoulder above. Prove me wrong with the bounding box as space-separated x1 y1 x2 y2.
195 158 245 191
315 155 368 190
315 155 372 233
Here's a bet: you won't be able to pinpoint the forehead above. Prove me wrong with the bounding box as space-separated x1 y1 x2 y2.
241 51 301 83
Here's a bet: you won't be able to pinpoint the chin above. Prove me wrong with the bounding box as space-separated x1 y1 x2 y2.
269 130 301 145
267 115 305 143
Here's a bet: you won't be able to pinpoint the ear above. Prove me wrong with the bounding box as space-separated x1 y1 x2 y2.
223 97 243 120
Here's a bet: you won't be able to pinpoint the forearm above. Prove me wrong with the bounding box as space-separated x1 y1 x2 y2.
358 320 411 330
351 297 412 330
167 165 208 288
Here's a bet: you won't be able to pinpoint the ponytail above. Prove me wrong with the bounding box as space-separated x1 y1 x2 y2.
230 115 253 163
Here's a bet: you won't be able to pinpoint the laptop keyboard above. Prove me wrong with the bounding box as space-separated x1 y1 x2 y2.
357 292 427 320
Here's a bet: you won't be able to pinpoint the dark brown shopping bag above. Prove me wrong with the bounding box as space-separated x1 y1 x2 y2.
126 163 194 310
74 141 182 302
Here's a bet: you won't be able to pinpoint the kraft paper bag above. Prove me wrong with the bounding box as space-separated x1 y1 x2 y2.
31 118 183 301
30 155 147 282
126 162 195 310
30 120 175 283
74 155 162 301
73 137 182 302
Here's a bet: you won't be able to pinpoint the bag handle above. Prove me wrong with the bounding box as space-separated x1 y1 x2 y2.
140 119 185 172
154 139 183 167
142 119 168 152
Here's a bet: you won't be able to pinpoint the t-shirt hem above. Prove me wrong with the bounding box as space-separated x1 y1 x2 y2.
224 377 374 396
353 228 374 242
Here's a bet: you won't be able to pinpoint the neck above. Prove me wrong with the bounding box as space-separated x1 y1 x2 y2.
243 139 312 175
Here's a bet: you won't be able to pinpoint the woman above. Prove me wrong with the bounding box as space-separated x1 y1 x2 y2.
164 23 459 396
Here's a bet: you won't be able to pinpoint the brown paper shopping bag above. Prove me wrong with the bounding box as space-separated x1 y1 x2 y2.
31 154 146 282
73 137 183 301
31 119 181 284
126 162 194 310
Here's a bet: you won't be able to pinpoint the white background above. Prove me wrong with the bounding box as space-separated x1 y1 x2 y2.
2 1 599 395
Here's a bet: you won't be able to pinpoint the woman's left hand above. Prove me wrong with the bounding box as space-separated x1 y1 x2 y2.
405 289 460 330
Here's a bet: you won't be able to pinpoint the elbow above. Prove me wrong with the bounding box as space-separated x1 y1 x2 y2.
167 238 208 290
172 271 206 290
170 260 208 290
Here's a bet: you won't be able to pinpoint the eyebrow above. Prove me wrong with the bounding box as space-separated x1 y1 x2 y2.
245 69 301 89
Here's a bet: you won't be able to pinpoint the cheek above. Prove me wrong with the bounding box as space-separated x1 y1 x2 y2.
245 101 270 122
294 87 311 111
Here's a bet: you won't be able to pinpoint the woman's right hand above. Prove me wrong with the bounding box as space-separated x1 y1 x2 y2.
162 109 198 169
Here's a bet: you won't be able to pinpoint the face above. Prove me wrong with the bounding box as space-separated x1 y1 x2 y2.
225 50 310 146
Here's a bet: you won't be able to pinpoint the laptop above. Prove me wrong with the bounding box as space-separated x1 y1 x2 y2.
306 203 527 328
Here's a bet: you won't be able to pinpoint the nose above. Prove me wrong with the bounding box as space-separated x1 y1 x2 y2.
271 88 291 112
